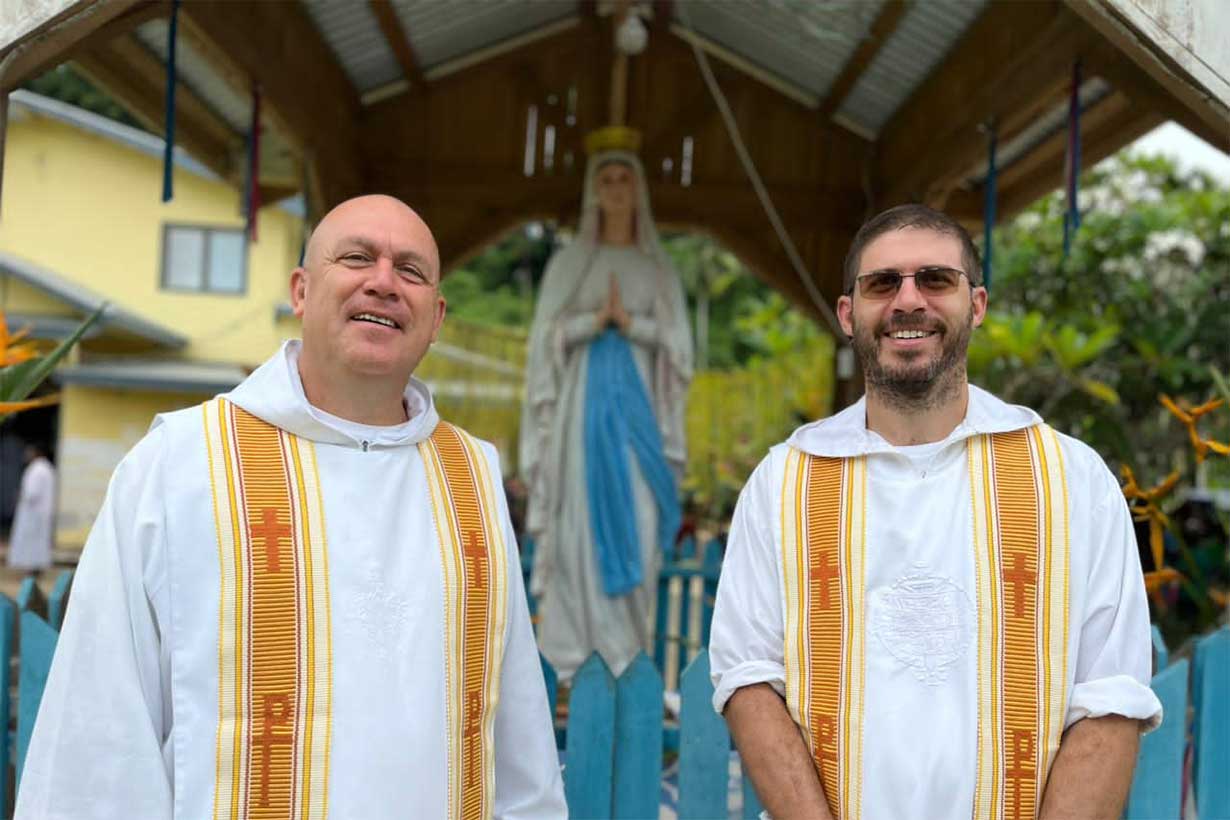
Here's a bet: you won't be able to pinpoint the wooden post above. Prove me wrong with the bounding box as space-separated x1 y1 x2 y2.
608 0 631 126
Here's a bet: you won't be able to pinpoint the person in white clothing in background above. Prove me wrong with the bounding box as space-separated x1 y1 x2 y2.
17 195 566 819
710 204 1160 820
7 441 56 573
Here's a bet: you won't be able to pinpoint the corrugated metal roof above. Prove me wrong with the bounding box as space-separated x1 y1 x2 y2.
300 1 403 93
675 0 886 102
135 19 251 133
963 78 1113 185
392 0 576 71
835 0 991 136
134 20 299 184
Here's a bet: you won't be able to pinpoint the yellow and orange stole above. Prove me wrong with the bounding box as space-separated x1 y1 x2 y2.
204 400 507 820
780 426 1070 820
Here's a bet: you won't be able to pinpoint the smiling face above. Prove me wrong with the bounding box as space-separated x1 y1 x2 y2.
290 195 445 391
594 160 637 223
837 227 987 407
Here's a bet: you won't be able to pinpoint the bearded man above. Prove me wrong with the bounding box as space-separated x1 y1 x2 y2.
710 204 1159 820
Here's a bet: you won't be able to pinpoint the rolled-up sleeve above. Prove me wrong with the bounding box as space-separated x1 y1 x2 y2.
1065 466 1163 732
709 454 786 714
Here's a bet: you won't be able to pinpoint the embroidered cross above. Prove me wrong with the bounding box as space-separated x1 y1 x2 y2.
1003 552 1036 618
809 551 840 610
1006 728 1037 818
254 693 294 808
463 531 487 590
250 508 291 573
813 714 838 764
462 689 484 778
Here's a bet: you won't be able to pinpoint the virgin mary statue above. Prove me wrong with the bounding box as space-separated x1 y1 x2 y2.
520 128 693 680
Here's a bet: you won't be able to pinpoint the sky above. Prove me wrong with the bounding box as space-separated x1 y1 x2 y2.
1127 122 1230 178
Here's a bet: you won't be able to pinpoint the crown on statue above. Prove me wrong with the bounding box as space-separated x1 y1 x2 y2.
584 125 642 155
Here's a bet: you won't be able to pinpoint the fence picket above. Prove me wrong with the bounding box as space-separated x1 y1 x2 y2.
541 652 558 720
0 597 15 813
1124 659 1188 819
16 611 58 792
678 650 729 819
612 652 663 819
742 758 764 819
47 570 74 631
1150 624 1168 673
1194 627 1229 819
565 652 616 819
15 577 46 620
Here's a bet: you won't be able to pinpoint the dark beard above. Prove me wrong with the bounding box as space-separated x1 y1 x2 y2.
852 305 973 412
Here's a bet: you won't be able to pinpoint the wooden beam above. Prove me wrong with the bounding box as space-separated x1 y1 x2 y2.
1083 35 1230 152
997 94 1163 217
949 91 1165 222
0 0 149 90
73 33 239 180
1064 0 1230 145
818 0 909 118
178 1 363 213
878 1 1086 205
368 0 424 88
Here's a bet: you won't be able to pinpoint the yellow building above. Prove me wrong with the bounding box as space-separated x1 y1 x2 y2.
0 90 306 551
0 91 529 554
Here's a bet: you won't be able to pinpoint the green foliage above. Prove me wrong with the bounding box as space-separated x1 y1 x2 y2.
0 305 105 423
975 153 1230 484
25 65 145 131
441 225 558 329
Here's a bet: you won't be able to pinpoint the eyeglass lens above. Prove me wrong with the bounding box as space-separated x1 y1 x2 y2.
858 268 962 298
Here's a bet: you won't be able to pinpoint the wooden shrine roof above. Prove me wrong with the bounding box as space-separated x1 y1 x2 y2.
3 0 1228 323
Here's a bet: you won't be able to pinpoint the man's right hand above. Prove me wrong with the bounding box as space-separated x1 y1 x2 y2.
725 684 834 820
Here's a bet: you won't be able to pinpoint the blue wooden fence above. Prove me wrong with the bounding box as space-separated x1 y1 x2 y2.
2 564 1227 819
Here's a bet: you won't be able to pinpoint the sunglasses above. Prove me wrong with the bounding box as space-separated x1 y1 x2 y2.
850 266 969 300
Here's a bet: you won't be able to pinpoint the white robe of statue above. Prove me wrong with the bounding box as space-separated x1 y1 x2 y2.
8 455 55 570
521 150 693 680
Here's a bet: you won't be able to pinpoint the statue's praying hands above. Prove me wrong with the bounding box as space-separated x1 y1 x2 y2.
596 272 632 333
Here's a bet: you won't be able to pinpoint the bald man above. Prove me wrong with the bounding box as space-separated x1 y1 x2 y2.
17 196 567 819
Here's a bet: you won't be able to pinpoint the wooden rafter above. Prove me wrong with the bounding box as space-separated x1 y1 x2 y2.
1083 36 1230 152
817 0 909 119
369 0 425 88
996 93 1164 217
1063 0 1230 147
0 0 150 90
877 0 1085 206
177 1 364 213
73 33 239 180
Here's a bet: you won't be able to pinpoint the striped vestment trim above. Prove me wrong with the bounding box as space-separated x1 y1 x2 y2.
420 422 509 820
781 426 1069 820
204 399 332 820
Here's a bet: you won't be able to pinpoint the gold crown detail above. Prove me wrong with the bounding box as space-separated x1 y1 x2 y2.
584 125 642 155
